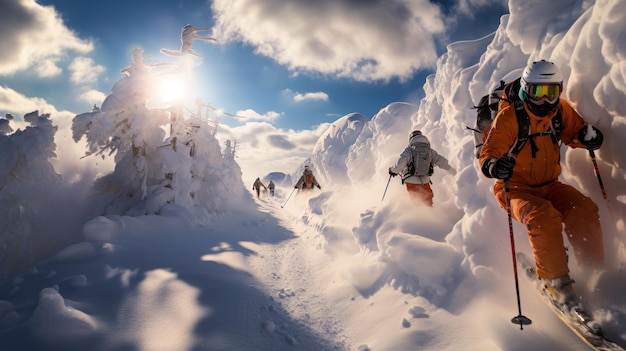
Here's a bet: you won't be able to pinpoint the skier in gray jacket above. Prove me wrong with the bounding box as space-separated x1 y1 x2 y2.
388 130 455 206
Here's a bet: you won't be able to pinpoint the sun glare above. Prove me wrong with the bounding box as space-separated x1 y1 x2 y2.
155 74 186 104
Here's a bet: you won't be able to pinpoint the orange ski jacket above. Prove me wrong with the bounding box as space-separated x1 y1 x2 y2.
480 98 588 188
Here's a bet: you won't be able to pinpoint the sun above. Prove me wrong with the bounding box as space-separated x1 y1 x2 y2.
154 74 187 105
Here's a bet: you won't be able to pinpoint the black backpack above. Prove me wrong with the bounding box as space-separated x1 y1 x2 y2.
469 78 562 159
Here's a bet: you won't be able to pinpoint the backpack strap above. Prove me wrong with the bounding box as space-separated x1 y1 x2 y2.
510 98 562 158
402 146 417 183
502 78 522 106
510 98 530 156
549 111 562 143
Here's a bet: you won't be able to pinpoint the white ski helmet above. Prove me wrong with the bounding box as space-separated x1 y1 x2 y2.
409 130 430 146
519 60 563 116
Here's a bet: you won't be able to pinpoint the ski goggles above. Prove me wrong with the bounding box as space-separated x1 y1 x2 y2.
527 84 562 101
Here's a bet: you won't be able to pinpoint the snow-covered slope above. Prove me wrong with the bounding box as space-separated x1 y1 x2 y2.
308 112 368 186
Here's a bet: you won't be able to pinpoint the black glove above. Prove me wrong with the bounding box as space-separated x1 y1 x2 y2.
578 126 603 150
388 167 398 177
317 185 321 189
486 157 516 179
294 185 298 189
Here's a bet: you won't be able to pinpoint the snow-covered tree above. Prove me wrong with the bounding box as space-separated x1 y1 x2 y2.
72 48 246 218
0 111 61 277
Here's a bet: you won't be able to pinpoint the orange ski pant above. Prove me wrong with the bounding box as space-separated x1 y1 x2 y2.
494 180 604 280
405 182 434 207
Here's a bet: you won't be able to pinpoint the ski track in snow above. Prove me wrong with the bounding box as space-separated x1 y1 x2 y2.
248 195 351 351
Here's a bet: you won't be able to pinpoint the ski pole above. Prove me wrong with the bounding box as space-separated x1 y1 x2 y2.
504 178 532 329
281 188 297 208
381 174 392 202
588 149 621 252
589 149 611 208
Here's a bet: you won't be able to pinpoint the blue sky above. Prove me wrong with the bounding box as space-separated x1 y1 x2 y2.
2 0 507 130
0 0 507 179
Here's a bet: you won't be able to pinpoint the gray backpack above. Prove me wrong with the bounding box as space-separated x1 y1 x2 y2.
403 142 433 181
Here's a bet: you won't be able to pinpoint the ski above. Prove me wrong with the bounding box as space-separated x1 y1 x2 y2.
517 252 625 351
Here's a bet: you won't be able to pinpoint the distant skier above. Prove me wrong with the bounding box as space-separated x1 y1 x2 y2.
294 166 321 191
252 177 267 198
388 130 455 206
268 181 275 196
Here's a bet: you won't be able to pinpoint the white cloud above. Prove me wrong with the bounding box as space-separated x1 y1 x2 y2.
0 0 94 77
79 89 107 106
281 88 329 102
35 58 63 78
0 85 75 131
69 57 105 85
226 108 281 122
211 0 446 82
0 86 59 117
294 91 329 102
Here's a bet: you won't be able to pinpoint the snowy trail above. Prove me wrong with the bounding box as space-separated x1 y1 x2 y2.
246 195 352 350
247 193 491 351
